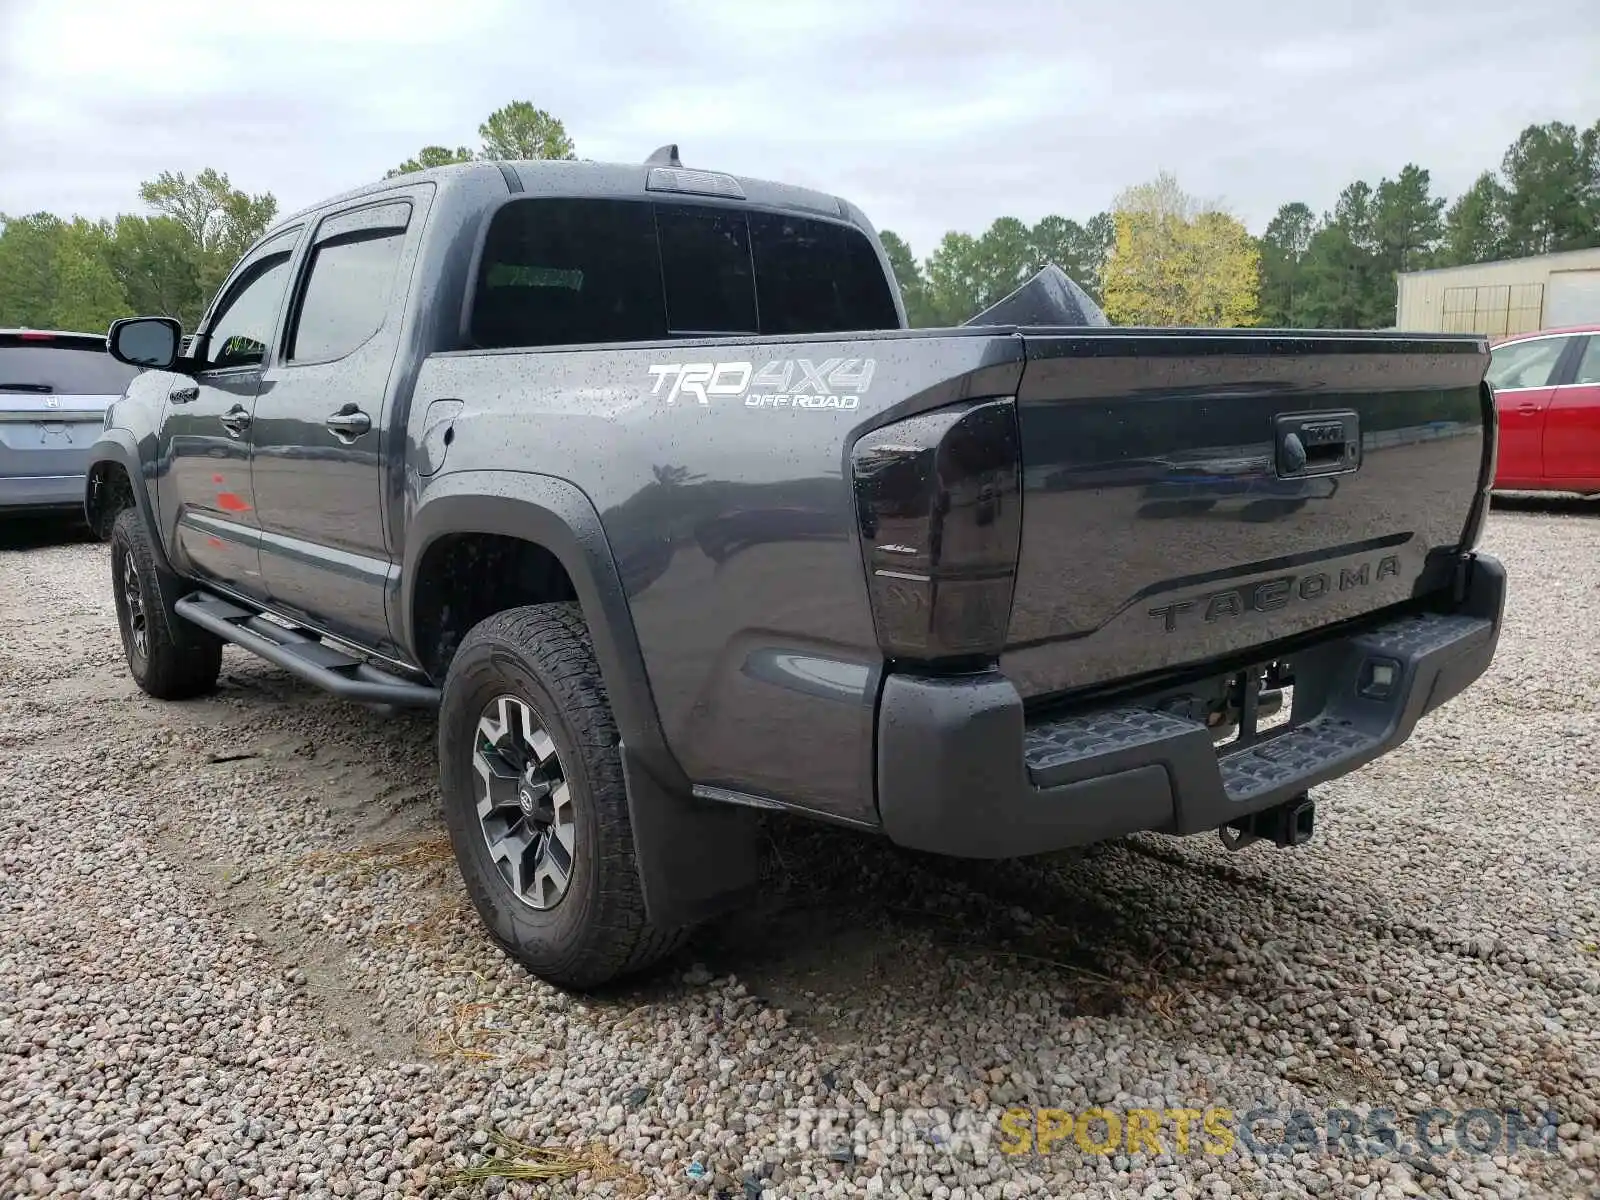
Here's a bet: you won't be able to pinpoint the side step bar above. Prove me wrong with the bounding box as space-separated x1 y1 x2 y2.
174 593 440 708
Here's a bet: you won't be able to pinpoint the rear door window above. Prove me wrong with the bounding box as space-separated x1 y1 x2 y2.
289 234 407 362
1486 337 1568 390
1570 337 1600 386
0 341 140 396
287 202 413 364
469 197 897 349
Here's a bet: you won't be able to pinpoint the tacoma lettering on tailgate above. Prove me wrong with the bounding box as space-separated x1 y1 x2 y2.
1147 554 1401 631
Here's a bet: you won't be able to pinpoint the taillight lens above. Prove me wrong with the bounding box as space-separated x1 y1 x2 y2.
851 397 1022 665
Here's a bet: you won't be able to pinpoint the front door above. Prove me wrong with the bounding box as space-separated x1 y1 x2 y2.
1486 335 1571 487
159 226 302 597
1544 335 1600 484
249 197 418 654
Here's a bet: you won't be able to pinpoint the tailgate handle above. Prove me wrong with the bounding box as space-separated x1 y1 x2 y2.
1275 411 1359 479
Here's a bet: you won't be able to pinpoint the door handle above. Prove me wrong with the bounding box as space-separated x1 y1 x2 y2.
168 386 198 404
1517 403 1539 414
219 405 251 438
325 406 372 443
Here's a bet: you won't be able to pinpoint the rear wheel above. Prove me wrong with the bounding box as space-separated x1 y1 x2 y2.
109 508 223 699
437 603 686 989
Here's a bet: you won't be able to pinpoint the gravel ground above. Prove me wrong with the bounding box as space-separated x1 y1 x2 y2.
2 501 1597 1200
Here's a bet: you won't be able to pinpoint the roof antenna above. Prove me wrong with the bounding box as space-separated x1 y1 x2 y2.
645 144 682 167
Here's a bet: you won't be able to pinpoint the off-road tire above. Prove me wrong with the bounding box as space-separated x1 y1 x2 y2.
110 508 223 700
438 603 688 989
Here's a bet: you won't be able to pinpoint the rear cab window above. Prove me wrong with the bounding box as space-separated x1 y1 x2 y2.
0 335 141 398
469 197 898 349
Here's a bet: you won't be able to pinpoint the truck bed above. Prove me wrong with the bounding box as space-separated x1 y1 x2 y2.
411 324 1491 826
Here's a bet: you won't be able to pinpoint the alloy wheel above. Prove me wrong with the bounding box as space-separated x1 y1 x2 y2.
471 694 576 910
121 551 148 660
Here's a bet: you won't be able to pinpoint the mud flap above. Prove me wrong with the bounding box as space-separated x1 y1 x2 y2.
620 745 761 927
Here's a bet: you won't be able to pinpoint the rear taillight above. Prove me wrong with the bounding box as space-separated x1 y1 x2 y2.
18 331 54 341
851 398 1022 665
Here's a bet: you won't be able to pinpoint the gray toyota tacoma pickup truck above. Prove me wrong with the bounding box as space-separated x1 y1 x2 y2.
87 152 1506 988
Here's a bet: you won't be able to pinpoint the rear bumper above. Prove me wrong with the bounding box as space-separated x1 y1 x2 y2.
0 472 88 512
876 552 1506 858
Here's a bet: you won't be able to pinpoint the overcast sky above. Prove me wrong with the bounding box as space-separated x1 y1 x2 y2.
2 0 1597 253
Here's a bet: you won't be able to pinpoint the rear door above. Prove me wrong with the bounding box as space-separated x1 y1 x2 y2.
250 196 419 652
0 333 139 508
158 226 300 595
1543 335 1600 484
1484 334 1572 485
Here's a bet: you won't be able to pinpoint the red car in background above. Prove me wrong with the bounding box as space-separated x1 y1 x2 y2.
1486 324 1600 494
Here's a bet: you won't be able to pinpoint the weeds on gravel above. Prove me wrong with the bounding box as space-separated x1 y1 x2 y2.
442 1133 642 1191
441 1132 601 1184
422 1001 547 1069
292 834 457 888
333 833 456 874
370 897 471 949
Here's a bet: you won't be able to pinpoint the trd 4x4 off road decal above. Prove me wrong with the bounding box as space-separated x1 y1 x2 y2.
646 358 876 410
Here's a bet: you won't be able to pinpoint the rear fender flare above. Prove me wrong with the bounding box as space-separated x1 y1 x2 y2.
401 470 679 783
402 471 760 927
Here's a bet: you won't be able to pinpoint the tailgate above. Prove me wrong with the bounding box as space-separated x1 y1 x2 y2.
1001 330 1490 701
0 394 112 477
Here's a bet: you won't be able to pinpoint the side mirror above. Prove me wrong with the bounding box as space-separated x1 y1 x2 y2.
107 317 183 370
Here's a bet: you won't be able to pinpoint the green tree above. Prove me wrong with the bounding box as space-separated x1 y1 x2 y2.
137 168 278 308
1028 213 1112 301
138 168 277 262
478 101 576 161
0 214 65 328
1441 172 1510 266
1499 120 1598 255
1298 224 1381 328
877 229 936 326
50 219 128 332
389 100 578 177
1332 180 1377 250
0 214 130 332
385 144 476 178
1372 164 1445 274
104 215 206 326
1080 212 1115 300
1294 179 1392 328
918 213 1113 324
922 230 987 325
1259 202 1315 326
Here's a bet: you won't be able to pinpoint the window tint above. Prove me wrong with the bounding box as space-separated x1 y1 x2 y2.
0 343 140 396
750 211 899 335
471 199 665 349
1486 337 1567 390
1572 337 1600 386
656 205 757 334
289 231 406 362
469 197 899 350
204 255 293 370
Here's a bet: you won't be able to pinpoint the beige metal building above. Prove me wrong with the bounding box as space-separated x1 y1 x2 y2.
1395 246 1600 336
